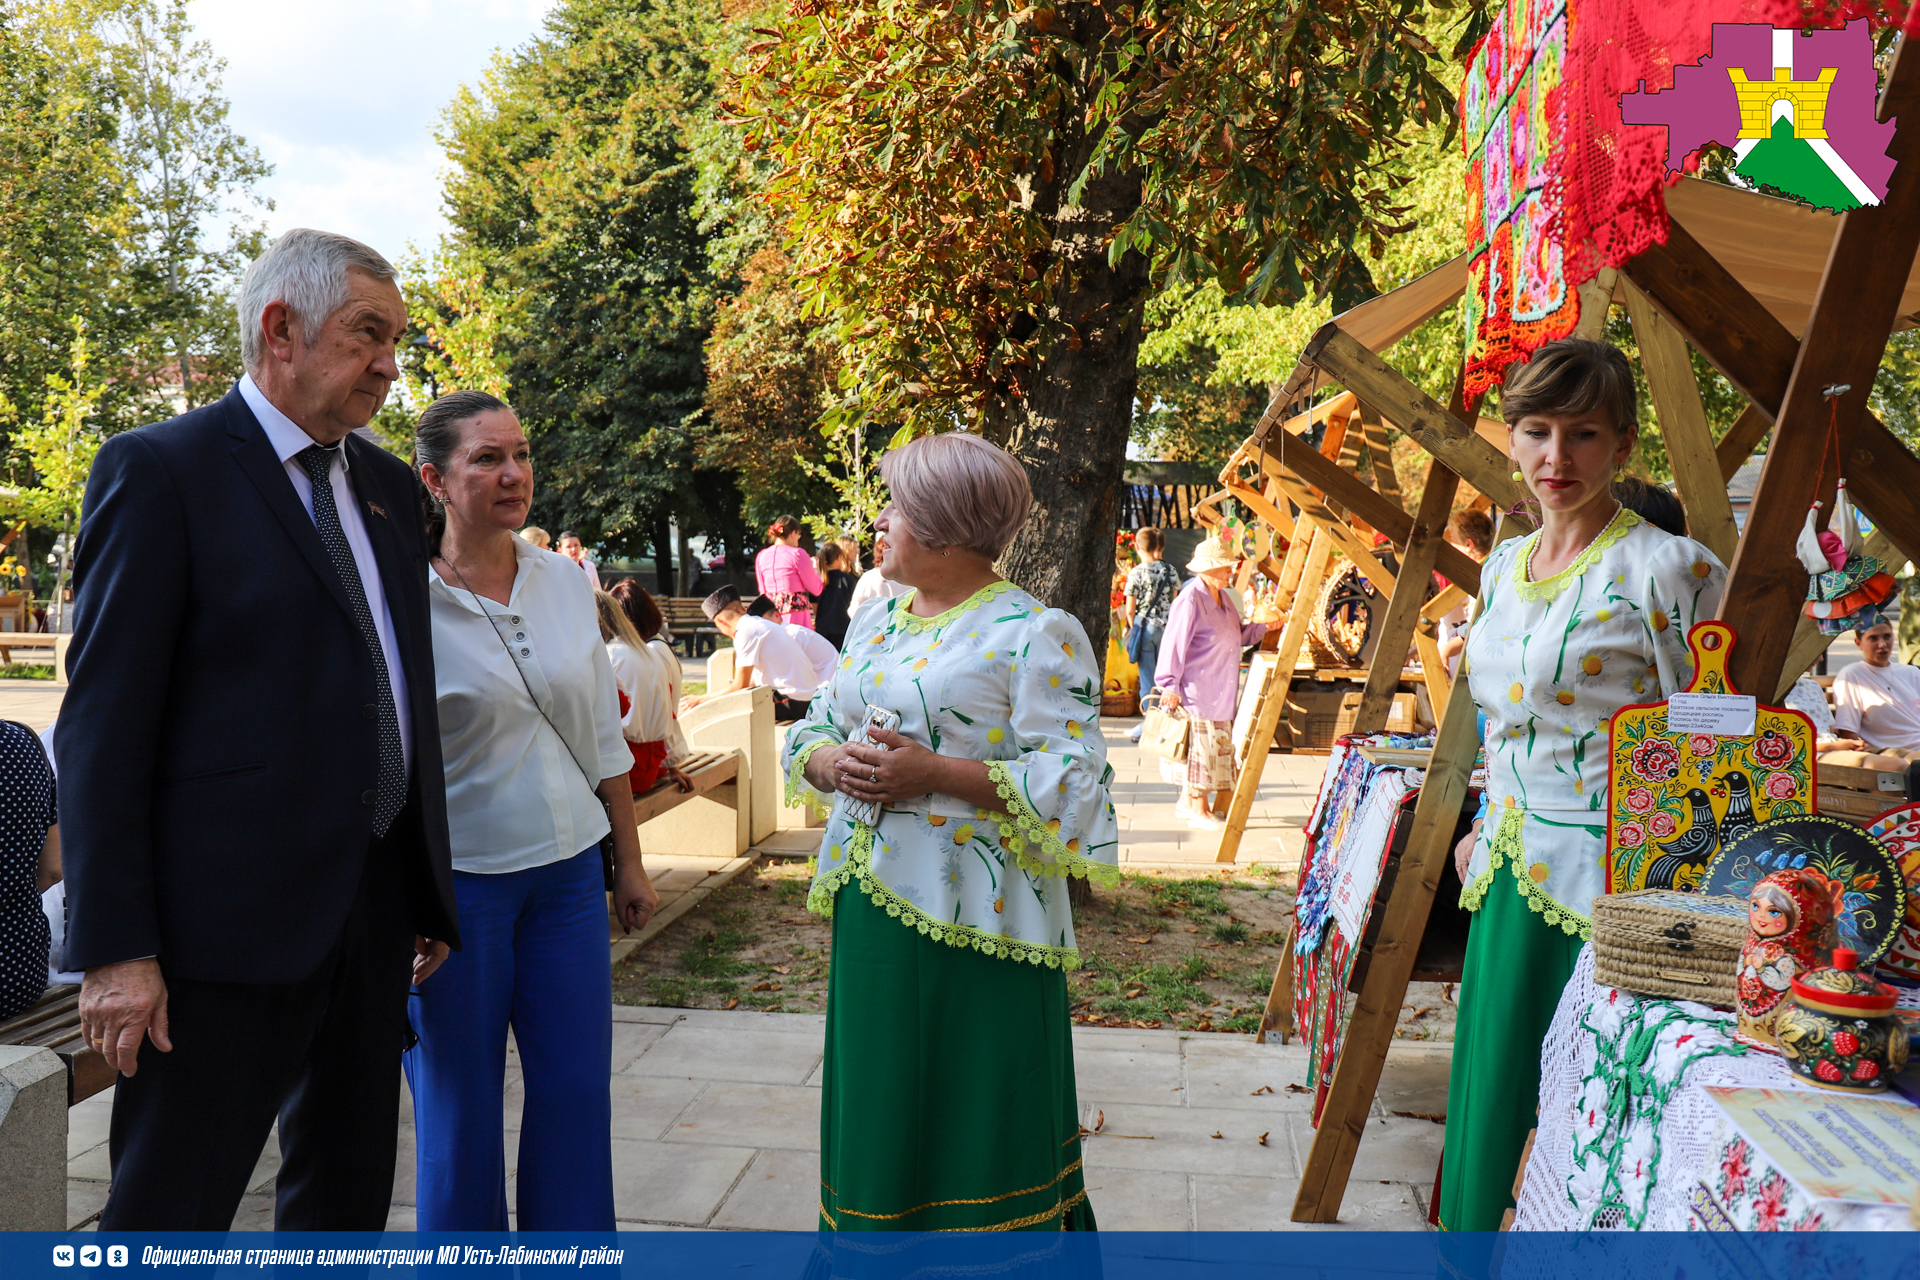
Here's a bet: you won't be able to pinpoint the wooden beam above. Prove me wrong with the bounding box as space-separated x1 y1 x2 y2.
1714 41 1920 696
1622 279 1741 565
1623 212 1920 575
1296 325 1530 513
1291 628 1482 1222
1421 584 1468 623
1266 472 1399 598
1254 442 1482 596
1352 459 1462 733
1717 403 1773 484
1572 266 1619 339
1256 918 1299 1045
1216 532 1335 865
1360 407 1402 506
1413 627 1452 723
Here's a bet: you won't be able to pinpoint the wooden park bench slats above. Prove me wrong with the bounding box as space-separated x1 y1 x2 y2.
662 598 722 657
631 748 739 825
0 984 115 1105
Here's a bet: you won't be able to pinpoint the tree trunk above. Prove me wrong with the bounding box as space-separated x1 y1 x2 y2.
997 163 1149 666
653 517 674 597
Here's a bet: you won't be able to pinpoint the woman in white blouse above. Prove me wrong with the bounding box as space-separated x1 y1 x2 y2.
596 587 691 793
406 390 658 1231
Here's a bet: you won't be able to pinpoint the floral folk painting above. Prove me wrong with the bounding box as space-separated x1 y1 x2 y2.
1461 0 1578 400
1606 622 1815 895
1701 815 1906 964
1864 803 1920 980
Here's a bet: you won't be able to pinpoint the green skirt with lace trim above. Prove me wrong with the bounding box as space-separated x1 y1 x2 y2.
1437 868 1585 1231
819 880 1096 1232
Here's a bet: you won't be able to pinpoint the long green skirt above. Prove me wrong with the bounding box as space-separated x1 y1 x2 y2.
1437 877 1584 1231
819 880 1096 1231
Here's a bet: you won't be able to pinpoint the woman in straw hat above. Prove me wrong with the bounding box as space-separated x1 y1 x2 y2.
1153 527 1271 829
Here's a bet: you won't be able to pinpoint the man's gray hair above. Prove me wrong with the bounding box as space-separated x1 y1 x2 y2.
236 229 396 369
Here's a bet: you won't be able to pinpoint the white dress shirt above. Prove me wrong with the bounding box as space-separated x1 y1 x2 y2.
606 637 692 768
849 567 910 612
1833 660 1920 753
732 615 837 699
646 638 692 767
239 374 413 774
429 537 632 874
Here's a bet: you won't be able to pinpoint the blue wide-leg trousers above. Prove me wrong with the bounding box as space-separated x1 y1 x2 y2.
405 846 614 1230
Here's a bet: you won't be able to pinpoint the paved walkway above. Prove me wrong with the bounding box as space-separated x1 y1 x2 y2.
0 676 64 731
68 1008 1447 1231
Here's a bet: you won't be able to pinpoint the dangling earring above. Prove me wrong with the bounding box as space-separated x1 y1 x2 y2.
1511 467 1523 482
942 549 950 558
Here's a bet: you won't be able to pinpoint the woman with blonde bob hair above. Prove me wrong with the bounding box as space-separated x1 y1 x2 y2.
782 430 1119 1231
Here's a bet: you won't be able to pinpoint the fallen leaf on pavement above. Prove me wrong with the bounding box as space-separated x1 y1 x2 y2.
723 998 740 1010
1249 1085 1274 1096
1285 1083 1311 1094
1210 1131 1224 1140
1257 1132 1270 1146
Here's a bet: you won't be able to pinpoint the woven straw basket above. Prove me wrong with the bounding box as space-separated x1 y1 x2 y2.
1591 889 1747 1009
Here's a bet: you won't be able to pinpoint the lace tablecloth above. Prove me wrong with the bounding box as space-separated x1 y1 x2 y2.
1514 947 1909 1231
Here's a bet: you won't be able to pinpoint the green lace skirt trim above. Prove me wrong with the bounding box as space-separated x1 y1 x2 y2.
806 824 1081 969
784 737 834 813
1458 807 1593 940
986 761 1122 888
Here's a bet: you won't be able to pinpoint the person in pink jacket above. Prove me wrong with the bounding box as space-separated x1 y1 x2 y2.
756 515 824 627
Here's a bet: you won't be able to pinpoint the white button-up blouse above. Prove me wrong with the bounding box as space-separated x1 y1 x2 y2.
428 536 632 874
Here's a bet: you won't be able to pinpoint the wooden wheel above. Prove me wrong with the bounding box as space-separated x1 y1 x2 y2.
1307 562 1379 668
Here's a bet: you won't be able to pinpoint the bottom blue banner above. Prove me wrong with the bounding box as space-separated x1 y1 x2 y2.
0 1231 1913 1280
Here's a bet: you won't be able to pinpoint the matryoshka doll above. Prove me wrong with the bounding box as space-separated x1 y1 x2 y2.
1737 868 1839 1048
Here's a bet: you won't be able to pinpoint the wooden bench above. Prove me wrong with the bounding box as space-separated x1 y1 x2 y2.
663 598 722 658
0 985 114 1105
632 747 740 824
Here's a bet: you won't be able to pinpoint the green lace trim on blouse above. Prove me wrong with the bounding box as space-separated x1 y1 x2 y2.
889 579 1022 635
784 738 834 814
1457 807 1593 939
805 824 1081 969
987 761 1122 888
1510 506 1641 604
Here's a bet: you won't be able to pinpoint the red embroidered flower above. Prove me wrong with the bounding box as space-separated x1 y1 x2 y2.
1719 1138 1751 1201
1689 734 1716 758
1754 1172 1790 1230
1753 730 1794 769
1625 786 1655 814
1631 740 1682 781
1833 1031 1860 1056
1650 812 1678 839
1764 771 1798 800
1619 822 1647 849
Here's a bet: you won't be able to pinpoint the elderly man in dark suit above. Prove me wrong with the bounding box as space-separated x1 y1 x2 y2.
60 228 460 1230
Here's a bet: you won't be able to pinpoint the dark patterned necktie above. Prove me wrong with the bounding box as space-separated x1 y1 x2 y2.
299 444 406 835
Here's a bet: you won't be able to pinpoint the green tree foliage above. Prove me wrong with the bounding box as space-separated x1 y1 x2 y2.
1 0 267 594
431 0 740 564
731 0 1480 648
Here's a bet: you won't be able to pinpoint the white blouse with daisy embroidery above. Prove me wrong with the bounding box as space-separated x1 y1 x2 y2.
781 580 1121 969
1461 508 1725 938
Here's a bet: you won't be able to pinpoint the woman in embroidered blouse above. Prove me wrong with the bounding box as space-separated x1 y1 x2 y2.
1438 339 1726 1231
782 431 1117 1232
756 515 824 627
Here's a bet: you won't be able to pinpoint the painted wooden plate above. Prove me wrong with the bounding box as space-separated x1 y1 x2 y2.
1864 803 1920 980
1700 814 1907 964
1606 622 1817 894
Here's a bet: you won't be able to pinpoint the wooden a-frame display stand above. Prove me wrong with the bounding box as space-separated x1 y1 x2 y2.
1204 38 1920 1224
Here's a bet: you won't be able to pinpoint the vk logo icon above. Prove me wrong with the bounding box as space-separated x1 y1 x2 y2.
80 1246 103 1267
52 1246 75 1267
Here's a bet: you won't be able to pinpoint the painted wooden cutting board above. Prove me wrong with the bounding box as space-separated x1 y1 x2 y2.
1606 621 1817 894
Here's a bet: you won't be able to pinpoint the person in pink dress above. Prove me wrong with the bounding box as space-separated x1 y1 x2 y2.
756 515 824 627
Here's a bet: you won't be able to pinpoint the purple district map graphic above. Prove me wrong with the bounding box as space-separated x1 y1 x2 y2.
1619 21 1896 212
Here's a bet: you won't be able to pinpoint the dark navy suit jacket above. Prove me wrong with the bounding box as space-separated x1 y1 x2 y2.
58 385 459 982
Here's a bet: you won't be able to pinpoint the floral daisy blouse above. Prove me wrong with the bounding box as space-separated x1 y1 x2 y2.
781 580 1121 969
1461 508 1725 938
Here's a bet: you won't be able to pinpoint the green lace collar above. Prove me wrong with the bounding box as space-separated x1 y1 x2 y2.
890 579 1020 634
1511 505 1640 604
